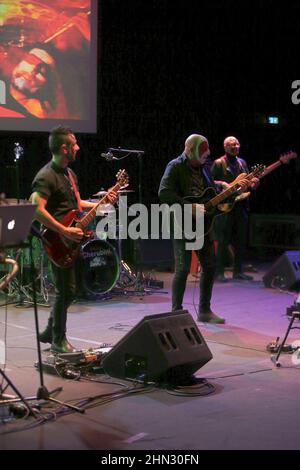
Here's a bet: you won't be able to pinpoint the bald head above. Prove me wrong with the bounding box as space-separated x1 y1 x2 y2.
185 134 210 165
224 136 240 157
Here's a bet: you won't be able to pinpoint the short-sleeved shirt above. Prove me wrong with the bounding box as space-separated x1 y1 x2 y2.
32 161 79 221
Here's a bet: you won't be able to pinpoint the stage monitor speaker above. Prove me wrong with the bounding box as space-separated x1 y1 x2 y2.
102 310 213 384
263 250 300 291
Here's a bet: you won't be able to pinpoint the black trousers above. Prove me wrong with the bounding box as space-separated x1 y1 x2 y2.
172 236 216 313
48 262 76 343
214 205 248 276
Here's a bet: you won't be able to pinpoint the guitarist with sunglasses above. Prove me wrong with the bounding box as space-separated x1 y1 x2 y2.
30 126 117 353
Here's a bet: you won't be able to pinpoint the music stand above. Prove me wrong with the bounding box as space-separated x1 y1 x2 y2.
0 204 83 416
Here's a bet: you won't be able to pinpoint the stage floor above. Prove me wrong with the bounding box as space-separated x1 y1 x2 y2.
1 264 300 450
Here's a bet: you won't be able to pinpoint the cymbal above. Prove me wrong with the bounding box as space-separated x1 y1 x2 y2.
97 208 115 215
92 190 108 197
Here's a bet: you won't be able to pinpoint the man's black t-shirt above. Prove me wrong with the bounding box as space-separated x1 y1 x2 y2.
32 161 79 221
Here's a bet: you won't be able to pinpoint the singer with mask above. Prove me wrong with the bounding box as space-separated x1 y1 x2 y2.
30 125 117 353
158 134 233 324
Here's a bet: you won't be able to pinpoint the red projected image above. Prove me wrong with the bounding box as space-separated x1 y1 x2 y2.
0 0 97 132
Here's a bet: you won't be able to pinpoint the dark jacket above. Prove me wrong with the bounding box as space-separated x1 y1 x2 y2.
211 154 249 184
211 154 250 211
158 152 219 205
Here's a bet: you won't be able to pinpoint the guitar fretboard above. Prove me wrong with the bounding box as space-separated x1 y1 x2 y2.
79 182 121 228
205 181 246 208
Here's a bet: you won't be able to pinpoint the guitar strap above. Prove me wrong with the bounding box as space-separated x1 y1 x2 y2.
67 168 83 212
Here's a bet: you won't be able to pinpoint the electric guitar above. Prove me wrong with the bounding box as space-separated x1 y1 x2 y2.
41 169 129 268
185 151 297 237
182 164 265 237
217 151 297 212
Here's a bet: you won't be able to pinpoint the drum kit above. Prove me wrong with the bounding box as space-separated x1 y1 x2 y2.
81 188 137 297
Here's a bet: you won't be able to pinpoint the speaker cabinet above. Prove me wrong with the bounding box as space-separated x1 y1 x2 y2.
102 310 213 383
263 251 300 291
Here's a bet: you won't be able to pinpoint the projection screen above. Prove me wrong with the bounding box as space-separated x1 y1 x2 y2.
0 0 98 133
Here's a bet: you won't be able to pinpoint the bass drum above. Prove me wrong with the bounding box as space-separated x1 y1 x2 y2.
80 239 120 295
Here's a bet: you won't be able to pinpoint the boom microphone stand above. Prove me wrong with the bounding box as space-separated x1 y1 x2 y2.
107 148 147 294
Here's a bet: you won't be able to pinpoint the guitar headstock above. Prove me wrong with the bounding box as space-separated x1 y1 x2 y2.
279 151 297 164
116 169 129 188
251 163 266 178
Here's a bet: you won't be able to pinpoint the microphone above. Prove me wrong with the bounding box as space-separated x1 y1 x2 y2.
108 147 144 155
100 151 117 161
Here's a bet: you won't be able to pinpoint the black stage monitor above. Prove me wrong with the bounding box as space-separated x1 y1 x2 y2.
102 310 213 384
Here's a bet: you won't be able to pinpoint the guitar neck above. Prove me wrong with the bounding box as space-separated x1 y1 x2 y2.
245 159 283 183
79 182 120 228
205 183 242 208
258 160 282 178
206 155 292 209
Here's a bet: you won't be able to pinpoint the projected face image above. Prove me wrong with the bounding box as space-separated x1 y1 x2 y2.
8 47 69 119
0 0 96 131
11 49 54 95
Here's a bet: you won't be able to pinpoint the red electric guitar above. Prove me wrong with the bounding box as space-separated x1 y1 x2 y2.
41 169 129 268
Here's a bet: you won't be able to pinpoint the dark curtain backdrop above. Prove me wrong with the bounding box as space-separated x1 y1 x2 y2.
0 0 299 213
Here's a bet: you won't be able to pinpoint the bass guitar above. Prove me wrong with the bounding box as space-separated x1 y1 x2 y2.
41 169 129 268
185 151 297 237
217 151 297 212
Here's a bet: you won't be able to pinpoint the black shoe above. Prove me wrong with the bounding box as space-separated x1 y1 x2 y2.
233 273 253 281
197 310 225 324
215 274 228 283
38 325 53 344
51 337 77 354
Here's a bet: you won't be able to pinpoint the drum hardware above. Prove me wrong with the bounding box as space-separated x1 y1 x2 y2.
2 237 52 308
92 190 108 197
9 237 51 308
116 260 137 289
117 189 135 193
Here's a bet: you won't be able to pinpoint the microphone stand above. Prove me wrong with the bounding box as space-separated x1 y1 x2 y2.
134 151 146 293
108 148 148 295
